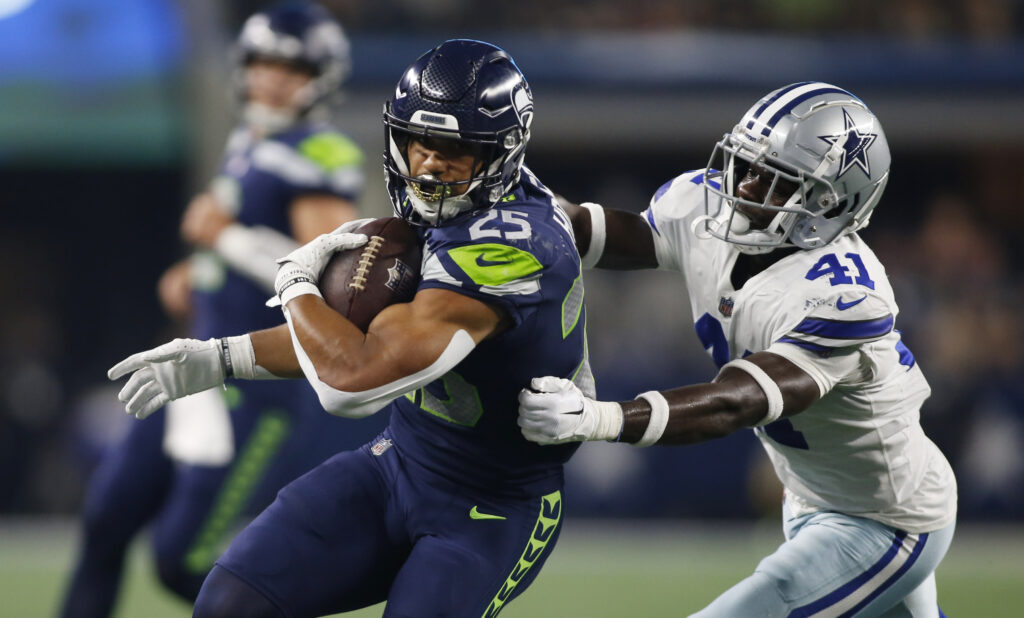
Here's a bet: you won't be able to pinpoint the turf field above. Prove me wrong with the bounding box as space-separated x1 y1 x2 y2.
5 518 1020 617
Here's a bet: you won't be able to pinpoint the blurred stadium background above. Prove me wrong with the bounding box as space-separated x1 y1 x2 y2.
2 0 1024 615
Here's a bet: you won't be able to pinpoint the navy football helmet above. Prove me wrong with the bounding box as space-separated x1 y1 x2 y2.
383 39 534 226
700 82 891 253
235 2 351 131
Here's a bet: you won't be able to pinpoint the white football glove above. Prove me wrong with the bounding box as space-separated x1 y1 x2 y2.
271 232 368 306
331 217 375 235
517 377 623 445
107 338 227 419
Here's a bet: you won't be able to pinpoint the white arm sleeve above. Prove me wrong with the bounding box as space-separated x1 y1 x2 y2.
214 223 299 294
283 308 477 418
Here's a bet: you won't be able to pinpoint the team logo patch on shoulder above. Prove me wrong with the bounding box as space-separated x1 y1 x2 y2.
371 438 393 456
719 296 734 318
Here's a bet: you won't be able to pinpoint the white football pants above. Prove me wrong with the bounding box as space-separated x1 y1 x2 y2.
690 499 955 617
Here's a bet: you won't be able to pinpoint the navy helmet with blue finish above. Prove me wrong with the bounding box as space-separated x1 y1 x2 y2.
235 2 351 117
383 39 535 226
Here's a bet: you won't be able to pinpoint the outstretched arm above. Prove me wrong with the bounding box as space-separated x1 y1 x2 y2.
518 351 820 446
560 199 659 270
617 352 820 445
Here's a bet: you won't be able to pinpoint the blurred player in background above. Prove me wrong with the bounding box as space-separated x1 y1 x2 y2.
59 3 365 616
519 83 957 617
107 39 591 617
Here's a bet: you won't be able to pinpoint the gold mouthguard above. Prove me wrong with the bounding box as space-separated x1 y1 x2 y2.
410 175 452 202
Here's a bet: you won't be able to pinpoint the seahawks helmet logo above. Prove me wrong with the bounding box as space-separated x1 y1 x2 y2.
512 84 533 129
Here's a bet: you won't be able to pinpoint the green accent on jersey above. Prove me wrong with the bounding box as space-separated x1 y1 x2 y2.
298 132 363 171
561 268 584 338
447 243 542 288
222 384 243 410
500 193 517 202
482 491 562 618
410 371 484 427
568 317 597 398
469 505 507 521
182 409 290 574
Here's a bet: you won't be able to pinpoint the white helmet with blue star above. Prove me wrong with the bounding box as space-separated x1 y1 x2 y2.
699 82 891 253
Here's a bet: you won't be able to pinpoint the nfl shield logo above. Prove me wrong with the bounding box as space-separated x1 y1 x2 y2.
719 296 734 318
371 438 393 456
385 259 412 292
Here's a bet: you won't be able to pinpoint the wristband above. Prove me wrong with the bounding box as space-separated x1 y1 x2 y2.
277 270 323 306
721 359 785 426
591 399 624 442
579 202 606 269
219 338 234 378
223 334 280 381
634 390 669 447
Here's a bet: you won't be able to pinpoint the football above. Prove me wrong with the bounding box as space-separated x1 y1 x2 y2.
319 217 422 331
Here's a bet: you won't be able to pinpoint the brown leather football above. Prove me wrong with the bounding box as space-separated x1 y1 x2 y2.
318 217 422 331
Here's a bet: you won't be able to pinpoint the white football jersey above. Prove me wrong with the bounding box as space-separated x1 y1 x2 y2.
644 170 956 533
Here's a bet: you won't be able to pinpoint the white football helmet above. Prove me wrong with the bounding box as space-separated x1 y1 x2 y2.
699 82 891 253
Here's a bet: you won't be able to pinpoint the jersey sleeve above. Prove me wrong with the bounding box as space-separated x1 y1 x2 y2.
768 289 894 394
640 171 708 272
765 340 863 398
774 291 894 355
294 132 364 200
418 206 571 327
420 240 546 327
257 131 365 202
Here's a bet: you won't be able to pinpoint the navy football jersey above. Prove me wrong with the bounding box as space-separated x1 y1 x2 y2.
387 167 594 495
191 122 364 339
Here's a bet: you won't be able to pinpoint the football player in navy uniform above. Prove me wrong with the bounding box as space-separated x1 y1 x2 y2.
519 83 956 617
60 4 365 616
107 39 592 617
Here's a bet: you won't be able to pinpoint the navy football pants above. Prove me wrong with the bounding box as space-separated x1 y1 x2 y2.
195 430 564 617
59 382 379 618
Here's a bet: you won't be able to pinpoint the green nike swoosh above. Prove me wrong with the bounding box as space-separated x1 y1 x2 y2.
475 254 513 268
469 505 507 521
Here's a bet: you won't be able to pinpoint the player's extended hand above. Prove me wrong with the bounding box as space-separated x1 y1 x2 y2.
107 338 227 419
272 232 368 306
518 377 623 445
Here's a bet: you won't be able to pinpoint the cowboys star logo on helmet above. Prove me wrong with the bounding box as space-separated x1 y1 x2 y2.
818 108 878 179
697 82 891 253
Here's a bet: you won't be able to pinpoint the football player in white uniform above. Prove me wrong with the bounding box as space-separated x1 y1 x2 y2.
518 82 957 617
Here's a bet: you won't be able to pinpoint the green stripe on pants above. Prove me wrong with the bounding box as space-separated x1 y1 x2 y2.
183 409 291 574
482 490 562 618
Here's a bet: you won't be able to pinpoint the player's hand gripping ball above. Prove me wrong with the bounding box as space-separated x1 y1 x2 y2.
319 217 422 331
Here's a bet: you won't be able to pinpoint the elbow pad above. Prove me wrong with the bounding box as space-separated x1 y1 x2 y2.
284 309 476 418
